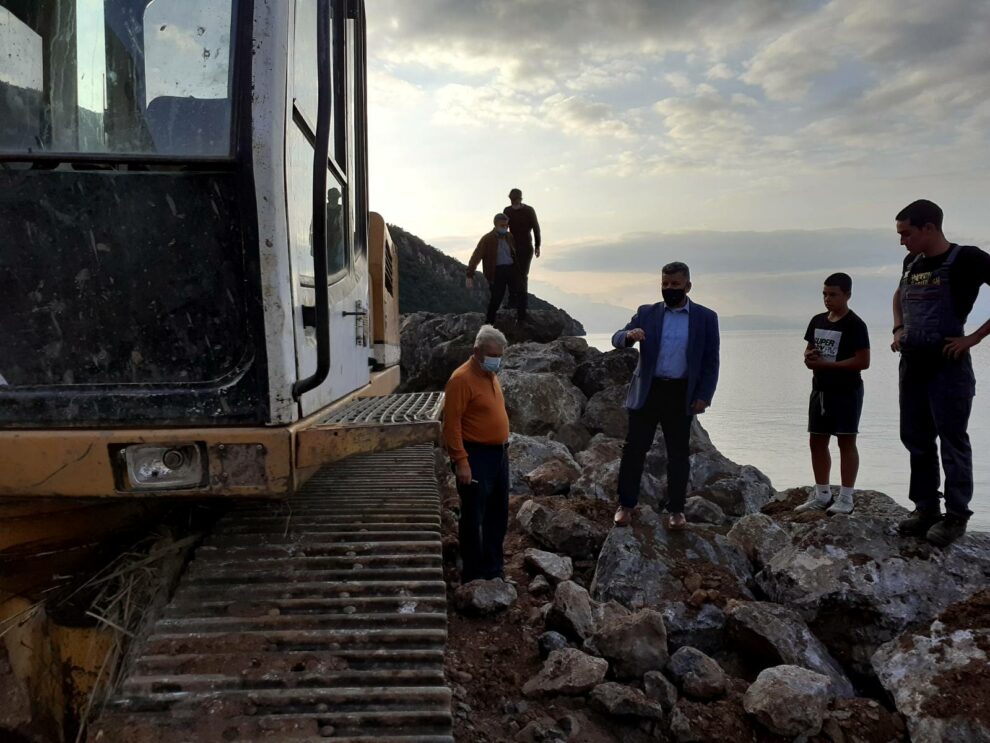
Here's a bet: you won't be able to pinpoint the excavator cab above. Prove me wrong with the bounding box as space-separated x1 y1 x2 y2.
0 0 439 500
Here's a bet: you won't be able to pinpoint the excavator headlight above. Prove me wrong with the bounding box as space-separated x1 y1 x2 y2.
121 444 205 491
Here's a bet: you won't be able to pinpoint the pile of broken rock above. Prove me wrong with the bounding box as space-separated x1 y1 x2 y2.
402 315 990 743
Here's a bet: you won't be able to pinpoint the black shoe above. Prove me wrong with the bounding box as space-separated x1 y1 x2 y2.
897 508 942 537
926 513 968 548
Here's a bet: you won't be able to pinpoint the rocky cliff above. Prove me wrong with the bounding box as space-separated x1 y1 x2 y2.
403 313 990 743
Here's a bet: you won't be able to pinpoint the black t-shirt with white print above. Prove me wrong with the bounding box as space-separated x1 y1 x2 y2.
804 310 870 391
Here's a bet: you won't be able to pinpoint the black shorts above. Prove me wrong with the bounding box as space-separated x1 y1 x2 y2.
808 386 863 436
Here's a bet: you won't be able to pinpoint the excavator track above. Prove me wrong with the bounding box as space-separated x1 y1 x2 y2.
91 444 452 743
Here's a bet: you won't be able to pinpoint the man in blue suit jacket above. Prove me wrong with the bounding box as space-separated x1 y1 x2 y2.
611 262 720 530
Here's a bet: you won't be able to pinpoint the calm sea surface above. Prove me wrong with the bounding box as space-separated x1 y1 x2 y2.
586 330 990 531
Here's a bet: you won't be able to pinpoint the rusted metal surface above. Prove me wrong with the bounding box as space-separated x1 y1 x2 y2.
0 427 293 498
90 445 452 742
318 393 443 426
296 393 443 470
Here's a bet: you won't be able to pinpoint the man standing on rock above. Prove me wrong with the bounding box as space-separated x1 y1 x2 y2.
467 214 524 325
504 188 541 316
795 273 870 515
443 325 512 582
611 262 720 530
892 199 990 546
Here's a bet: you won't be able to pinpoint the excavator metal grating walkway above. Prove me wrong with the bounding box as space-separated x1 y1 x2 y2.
91 445 452 743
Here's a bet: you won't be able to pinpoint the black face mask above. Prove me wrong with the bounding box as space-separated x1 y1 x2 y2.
662 288 686 307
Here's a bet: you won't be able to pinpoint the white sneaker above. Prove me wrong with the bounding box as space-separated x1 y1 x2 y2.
795 490 832 512
827 493 854 515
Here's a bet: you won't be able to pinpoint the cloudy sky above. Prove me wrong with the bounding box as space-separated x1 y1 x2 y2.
365 0 990 331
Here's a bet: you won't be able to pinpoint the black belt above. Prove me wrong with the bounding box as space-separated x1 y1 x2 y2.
464 441 509 450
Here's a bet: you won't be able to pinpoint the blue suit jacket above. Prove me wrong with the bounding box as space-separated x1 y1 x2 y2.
611 300 720 413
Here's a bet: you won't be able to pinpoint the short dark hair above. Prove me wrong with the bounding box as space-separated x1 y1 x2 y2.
662 261 690 280
896 199 943 231
824 272 852 294
508 188 522 199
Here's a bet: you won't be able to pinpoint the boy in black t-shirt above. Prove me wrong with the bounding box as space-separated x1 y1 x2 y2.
795 273 871 515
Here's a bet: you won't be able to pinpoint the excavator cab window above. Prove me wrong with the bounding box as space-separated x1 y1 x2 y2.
0 0 238 157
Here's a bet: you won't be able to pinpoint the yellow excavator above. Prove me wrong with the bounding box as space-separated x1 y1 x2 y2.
1 1 449 740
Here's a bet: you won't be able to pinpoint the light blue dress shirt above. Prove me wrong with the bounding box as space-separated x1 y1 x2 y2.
496 236 514 266
655 300 690 379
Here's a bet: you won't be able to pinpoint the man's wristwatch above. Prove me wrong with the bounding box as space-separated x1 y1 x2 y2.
892 324 904 334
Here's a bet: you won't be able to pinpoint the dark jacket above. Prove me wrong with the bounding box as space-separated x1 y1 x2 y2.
467 231 517 282
503 204 541 249
611 300 720 414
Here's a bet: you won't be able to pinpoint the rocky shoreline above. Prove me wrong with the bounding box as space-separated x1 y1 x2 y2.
404 312 990 743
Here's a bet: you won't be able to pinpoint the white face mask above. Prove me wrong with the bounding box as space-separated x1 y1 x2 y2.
496 227 508 234
481 356 502 373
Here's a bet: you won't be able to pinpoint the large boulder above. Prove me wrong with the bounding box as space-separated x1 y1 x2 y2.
507 434 578 496
756 491 990 677
453 579 518 615
401 333 476 392
872 589 990 743
661 602 727 654
643 670 679 713
689 465 774 517
725 600 854 697
546 581 599 642
589 682 665 720
667 646 728 700
500 371 586 436
591 506 753 611
683 496 728 525
516 500 608 560
726 513 790 569
580 385 629 439
521 648 608 698
575 434 624 470
502 337 592 376
569 460 666 513
742 665 833 737
491 309 586 344
548 422 592 456
572 347 638 397
523 459 581 496
585 608 669 680
687 449 742 490
398 310 585 391
523 548 574 585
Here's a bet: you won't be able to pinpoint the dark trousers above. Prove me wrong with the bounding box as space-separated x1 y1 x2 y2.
617 378 691 512
456 443 510 582
899 354 975 518
507 244 534 315
487 265 523 323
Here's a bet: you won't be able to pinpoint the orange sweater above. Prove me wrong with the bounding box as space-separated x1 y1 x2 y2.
443 358 510 462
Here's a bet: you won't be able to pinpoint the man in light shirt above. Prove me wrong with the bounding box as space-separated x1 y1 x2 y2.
466 214 523 325
611 262 720 530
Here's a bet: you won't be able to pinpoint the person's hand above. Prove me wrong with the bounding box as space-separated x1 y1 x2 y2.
943 334 979 360
804 357 825 370
690 399 709 414
535 247 541 258
626 328 646 343
890 328 905 352
455 460 473 485
804 348 820 362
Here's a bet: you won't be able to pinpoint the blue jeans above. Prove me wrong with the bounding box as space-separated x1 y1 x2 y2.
455 443 509 582
899 353 975 518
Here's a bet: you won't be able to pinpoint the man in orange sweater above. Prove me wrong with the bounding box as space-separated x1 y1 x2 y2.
443 325 511 583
